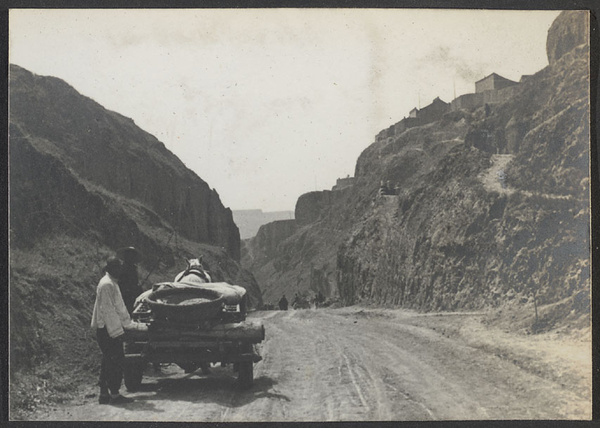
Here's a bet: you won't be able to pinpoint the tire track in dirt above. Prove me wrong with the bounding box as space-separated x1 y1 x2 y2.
227 309 342 421
310 311 434 420
223 311 292 421
341 352 369 409
256 310 396 421
354 327 489 420
344 315 585 419
320 315 442 420
29 308 590 421
322 331 396 420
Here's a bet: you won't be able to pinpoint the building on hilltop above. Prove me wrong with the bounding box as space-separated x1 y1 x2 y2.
451 72 522 112
451 92 484 111
332 175 356 191
482 84 522 104
406 97 449 123
415 97 450 123
376 72 529 143
393 117 420 136
376 97 450 142
475 73 518 93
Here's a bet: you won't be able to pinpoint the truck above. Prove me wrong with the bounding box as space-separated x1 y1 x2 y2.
123 283 265 391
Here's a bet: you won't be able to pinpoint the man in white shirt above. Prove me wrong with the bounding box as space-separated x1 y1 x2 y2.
91 256 138 405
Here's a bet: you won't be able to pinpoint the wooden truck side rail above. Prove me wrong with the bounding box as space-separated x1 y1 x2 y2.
123 319 265 391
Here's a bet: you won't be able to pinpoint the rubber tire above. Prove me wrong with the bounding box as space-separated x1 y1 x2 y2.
177 362 199 373
237 361 253 390
124 363 144 392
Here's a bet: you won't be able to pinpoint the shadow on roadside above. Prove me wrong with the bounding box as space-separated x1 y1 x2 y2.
110 399 164 413
128 366 289 409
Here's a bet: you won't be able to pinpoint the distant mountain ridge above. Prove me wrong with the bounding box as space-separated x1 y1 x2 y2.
233 209 294 239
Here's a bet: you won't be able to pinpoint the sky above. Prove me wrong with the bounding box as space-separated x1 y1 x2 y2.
9 9 561 212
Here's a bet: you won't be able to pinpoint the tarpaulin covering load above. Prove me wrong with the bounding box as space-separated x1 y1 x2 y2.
177 282 246 305
134 281 246 308
146 287 224 323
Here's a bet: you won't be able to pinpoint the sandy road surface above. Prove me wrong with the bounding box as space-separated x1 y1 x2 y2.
33 307 591 421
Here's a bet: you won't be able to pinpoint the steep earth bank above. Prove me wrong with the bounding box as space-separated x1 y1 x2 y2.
9 64 262 413
10 64 240 260
243 11 590 325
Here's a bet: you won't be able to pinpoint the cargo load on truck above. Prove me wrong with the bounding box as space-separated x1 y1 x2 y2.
123 258 264 391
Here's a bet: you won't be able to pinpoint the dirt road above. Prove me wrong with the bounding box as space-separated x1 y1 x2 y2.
33 307 591 421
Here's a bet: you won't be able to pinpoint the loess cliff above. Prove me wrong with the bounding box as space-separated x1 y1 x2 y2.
244 11 591 327
9 65 263 381
10 64 240 261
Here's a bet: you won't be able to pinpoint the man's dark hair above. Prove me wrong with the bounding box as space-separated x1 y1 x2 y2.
105 256 123 277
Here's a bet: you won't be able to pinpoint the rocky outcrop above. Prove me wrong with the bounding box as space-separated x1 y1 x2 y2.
295 189 355 226
243 219 299 275
546 11 588 66
295 191 334 225
10 64 240 261
243 186 357 303
246 12 590 320
253 220 298 259
340 14 589 311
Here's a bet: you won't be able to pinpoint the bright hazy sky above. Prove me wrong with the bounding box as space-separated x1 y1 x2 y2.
9 9 561 212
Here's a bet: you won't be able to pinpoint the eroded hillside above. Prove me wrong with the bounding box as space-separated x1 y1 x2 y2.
10 64 240 261
244 11 590 324
9 65 263 391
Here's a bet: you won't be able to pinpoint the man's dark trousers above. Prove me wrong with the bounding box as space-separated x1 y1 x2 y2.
96 328 124 395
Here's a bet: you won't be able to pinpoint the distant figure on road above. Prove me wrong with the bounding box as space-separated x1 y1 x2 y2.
278 295 289 311
497 170 507 189
315 291 325 309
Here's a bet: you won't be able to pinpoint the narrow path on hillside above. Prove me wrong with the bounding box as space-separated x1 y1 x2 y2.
31 307 590 421
479 154 573 201
479 154 514 195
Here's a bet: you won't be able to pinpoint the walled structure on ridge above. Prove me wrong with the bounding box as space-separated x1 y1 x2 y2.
332 175 356 191
376 72 526 143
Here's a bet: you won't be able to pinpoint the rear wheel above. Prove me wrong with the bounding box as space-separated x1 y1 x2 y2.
123 339 145 391
177 362 199 373
237 342 254 389
123 363 144 392
237 361 253 389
